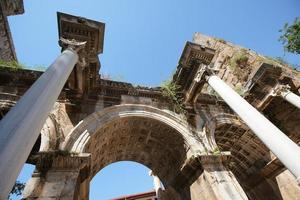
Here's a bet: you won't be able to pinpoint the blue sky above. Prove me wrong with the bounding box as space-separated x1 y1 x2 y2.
8 0 300 199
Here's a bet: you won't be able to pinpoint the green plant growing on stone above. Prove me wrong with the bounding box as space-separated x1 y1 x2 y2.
56 149 78 156
160 80 186 114
234 83 246 96
228 161 236 168
279 17 300 54
0 59 48 71
215 37 226 44
212 147 221 155
229 50 249 71
0 59 24 69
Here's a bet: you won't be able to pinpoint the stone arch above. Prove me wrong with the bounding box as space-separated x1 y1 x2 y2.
0 94 18 117
61 104 203 197
204 112 285 200
207 113 270 179
204 112 242 151
62 104 202 153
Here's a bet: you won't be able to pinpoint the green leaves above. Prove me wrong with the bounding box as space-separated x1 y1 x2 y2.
8 181 25 199
160 80 186 114
0 60 47 71
279 17 300 54
0 60 24 69
229 50 249 71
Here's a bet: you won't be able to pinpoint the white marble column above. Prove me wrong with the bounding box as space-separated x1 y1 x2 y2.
283 91 300 109
0 40 84 199
275 84 300 109
206 75 300 184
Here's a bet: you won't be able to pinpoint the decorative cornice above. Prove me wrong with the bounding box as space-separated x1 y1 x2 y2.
57 12 105 58
30 151 91 171
179 42 215 67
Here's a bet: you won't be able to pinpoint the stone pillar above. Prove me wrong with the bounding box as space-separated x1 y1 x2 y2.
0 39 85 199
149 170 163 199
206 75 300 184
190 153 248 200
22 152 91 200
272 84 300 109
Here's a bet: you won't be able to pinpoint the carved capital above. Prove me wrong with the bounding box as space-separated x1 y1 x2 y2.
194 64 218 83
59 37 87 68
59 37 86 53
271 84 291 97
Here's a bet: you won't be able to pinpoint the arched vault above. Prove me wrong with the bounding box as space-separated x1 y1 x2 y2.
61 104 204 187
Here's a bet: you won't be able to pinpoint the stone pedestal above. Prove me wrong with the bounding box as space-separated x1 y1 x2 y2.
190 154 248 200
22 152 90 200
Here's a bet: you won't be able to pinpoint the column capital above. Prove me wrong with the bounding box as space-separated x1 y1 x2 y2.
59 38 86 53
194 64 218 83
59 38 87 67
271 84 291 97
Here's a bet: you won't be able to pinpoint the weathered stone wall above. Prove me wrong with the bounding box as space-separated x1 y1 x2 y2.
0 0 24 61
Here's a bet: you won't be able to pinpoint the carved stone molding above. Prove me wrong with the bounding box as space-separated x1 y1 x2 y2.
31 152 91 173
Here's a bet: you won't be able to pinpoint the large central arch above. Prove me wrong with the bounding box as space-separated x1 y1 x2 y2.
61 104 203 197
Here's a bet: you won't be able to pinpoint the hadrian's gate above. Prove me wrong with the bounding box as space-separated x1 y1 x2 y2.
0 4 300 200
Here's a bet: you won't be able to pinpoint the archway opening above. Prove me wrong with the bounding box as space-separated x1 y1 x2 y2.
75 114 191 199
90 161 157 199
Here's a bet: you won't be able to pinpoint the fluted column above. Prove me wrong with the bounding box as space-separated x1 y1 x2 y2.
0 39 85 199
206 75 300 184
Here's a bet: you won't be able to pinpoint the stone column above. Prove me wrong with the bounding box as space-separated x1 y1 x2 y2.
206 75 300 184
0 39 85 199
190 153 248 200
272 84 300 109
22 152 91 200
149 170 163 199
